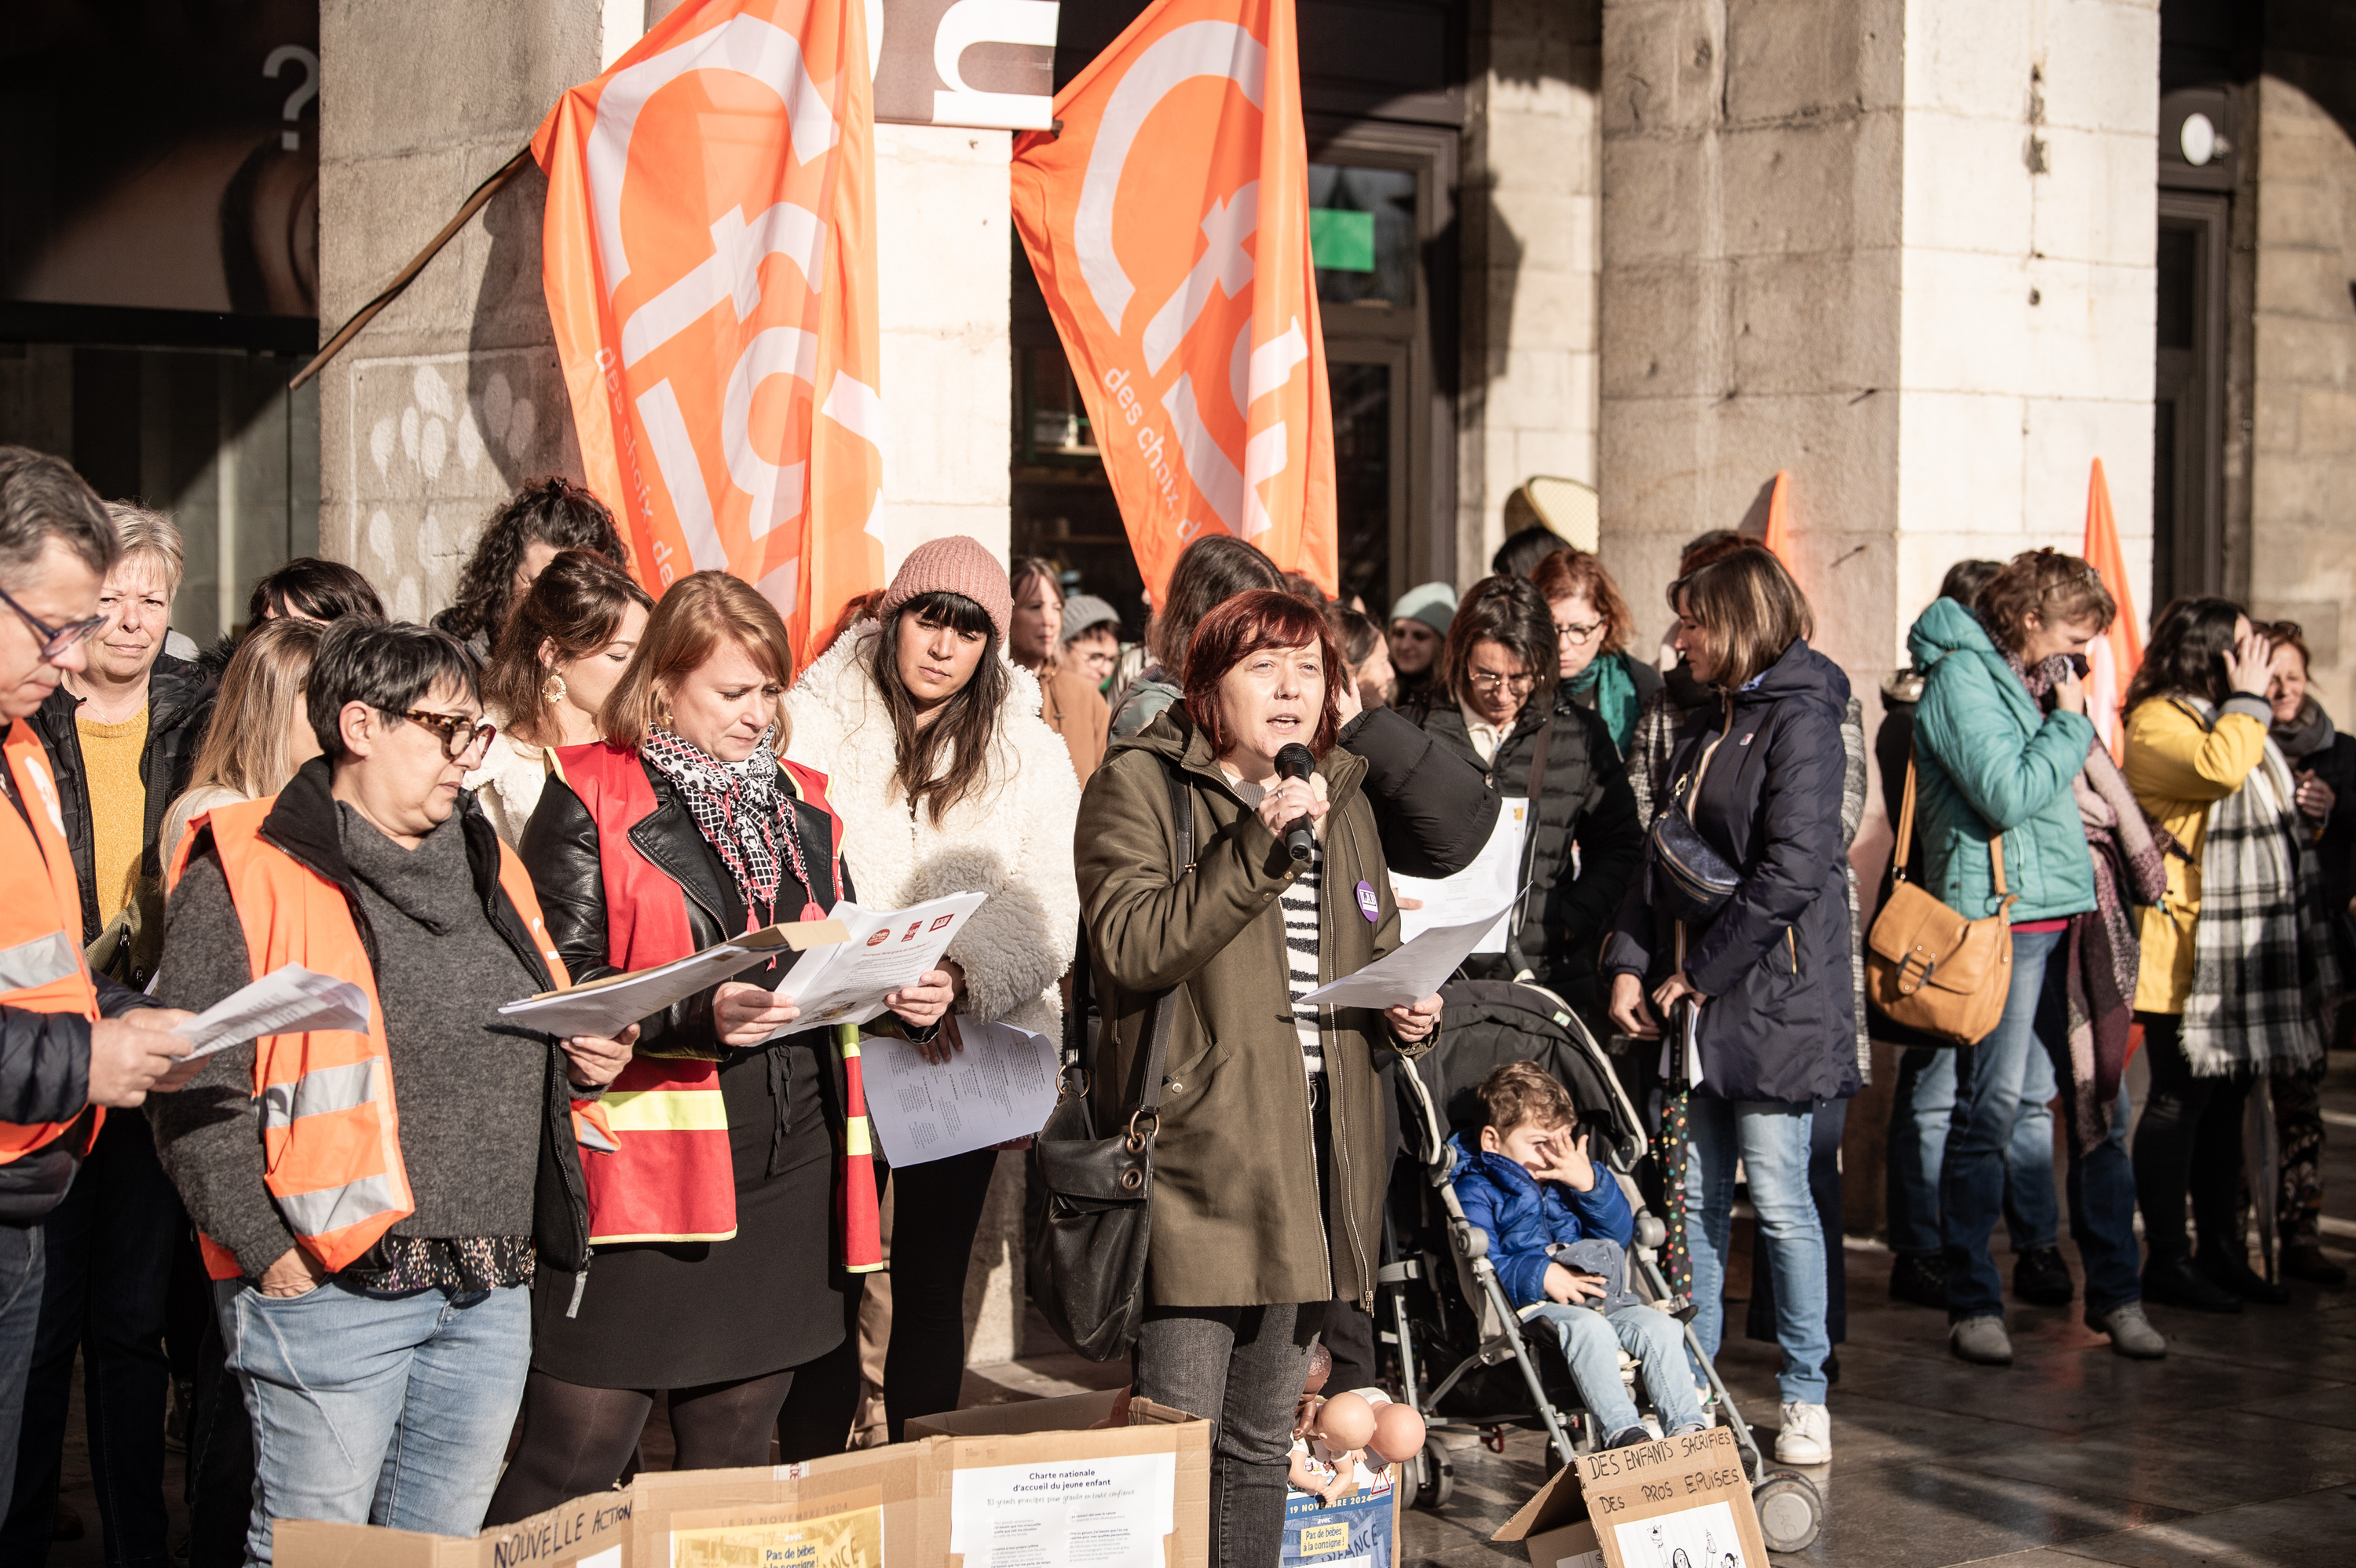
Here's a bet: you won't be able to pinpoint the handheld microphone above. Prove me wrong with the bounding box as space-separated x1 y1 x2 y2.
1274 743 1317 863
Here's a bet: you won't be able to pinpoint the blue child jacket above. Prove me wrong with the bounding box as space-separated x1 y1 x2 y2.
1447 1131 1634 1310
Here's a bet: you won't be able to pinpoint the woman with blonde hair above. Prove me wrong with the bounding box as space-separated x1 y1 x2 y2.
487 572 956 1519
162 618 325 861
465 550 653 842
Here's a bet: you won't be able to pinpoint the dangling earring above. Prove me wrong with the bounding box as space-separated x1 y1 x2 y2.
542 671 568 706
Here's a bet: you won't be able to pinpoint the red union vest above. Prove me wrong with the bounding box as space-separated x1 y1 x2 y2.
0 721 101 1164
166 795 569 1280
554 742 877 1263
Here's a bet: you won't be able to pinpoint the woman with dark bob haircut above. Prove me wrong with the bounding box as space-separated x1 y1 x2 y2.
1074 589 1440 1568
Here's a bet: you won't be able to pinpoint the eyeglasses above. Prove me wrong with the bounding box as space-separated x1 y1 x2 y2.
1554 619 1605 645
2255 620 2302 641
1465 669 1538 694
0 582 112 663
392 709 497 761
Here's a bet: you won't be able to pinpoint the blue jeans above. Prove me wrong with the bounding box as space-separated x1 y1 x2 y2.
1527 1302 1708 1438
1941 930 2143 1319
0 1223 43 1526
1886 1041 2059 1256
215 1277 529 1564
1685 1098 1831 1405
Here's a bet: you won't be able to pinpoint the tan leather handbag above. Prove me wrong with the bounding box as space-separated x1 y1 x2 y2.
1865 749 2016 1045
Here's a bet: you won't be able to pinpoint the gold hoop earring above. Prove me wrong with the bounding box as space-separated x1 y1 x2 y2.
541 672 568 706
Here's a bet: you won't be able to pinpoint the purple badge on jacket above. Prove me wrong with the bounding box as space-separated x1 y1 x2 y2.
1355 880 1379 922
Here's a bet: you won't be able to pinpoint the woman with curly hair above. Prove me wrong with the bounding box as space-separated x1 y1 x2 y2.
433 477 629 656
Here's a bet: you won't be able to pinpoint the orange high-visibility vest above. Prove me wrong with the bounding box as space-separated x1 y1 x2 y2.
0 721 101 1164
167 795 569 1279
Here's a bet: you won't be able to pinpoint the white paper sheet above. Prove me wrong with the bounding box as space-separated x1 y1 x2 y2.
858 1019 1059 1165
171 965 371 1060
1614 1498 1750 1568
1296 901 1515 1011
759 893 989 1032
1390 796 1528 952
948 1451 1176 1568
496 921 843 1040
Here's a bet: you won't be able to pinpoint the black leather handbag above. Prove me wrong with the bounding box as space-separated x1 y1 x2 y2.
1646 699 1740 923
1026 756 1191 1361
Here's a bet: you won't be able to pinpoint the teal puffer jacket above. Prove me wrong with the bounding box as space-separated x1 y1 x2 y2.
1906 598 2097 923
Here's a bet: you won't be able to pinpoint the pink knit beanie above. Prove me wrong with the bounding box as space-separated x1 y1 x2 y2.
878 536 1013 644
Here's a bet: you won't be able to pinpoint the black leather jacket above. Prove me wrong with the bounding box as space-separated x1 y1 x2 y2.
31 652 214 985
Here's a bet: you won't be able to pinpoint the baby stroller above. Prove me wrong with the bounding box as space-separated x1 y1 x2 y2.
1374 978 1824 1552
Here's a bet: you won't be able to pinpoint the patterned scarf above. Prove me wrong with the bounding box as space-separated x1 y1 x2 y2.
2174 696 2342 1076
1566 650 1641 758
639 725 814 928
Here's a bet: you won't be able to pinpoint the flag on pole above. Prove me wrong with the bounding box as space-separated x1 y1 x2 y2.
1010 0 1337 598
1762 470 1794 568
534 0 885 664
2080 457 2144 759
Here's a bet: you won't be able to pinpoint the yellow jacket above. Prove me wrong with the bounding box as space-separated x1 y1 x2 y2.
2121 693 2274 1013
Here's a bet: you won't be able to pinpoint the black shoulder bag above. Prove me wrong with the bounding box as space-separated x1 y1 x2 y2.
1026 756 1193 1361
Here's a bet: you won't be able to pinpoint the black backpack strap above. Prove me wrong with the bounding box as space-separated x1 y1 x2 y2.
1067 755 1194 1130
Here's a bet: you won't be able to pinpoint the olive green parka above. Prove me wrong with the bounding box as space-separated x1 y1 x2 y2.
1074 708 1429 1310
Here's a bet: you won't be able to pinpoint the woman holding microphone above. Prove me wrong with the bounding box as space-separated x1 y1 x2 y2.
487 572 953 1519
1077 589 1440 1568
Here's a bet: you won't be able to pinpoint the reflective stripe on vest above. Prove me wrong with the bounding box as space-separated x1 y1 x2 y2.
165 798 569 1279
556 742 735 1245
0 722 101 1164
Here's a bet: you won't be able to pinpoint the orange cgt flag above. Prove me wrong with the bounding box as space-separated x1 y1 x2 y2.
2080 457 2145 760
533 0 885 663
1761 470 1794 568
1011 0 1337 598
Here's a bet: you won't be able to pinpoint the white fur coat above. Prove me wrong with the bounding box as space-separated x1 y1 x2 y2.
784 622 1081 1038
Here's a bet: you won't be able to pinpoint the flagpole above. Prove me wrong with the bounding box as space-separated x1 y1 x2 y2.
288 146 535 390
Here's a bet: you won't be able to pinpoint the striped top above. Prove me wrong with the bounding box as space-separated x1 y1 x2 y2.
1282 841 1324 1075
1226 773 1326 1076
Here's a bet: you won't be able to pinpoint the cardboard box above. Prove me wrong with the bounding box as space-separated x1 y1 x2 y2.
1492 1427 1765 1568
277 1387 1209 1568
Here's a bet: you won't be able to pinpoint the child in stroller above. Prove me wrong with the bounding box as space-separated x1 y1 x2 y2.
1449 1061 1711 1450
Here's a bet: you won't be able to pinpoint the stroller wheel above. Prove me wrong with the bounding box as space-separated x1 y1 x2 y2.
1752 1471 1823 1552
1412 1435 1455 1511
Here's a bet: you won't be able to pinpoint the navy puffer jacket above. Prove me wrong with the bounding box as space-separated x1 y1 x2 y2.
1603 638 1860 1105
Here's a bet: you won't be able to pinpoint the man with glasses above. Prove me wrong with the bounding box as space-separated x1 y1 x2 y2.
147 619 636 1560
0 448 199 1525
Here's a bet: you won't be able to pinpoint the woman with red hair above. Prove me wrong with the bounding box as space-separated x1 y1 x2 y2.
1073 589 1440 1568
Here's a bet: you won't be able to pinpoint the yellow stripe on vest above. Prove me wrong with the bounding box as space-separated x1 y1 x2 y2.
602 1087 730 1133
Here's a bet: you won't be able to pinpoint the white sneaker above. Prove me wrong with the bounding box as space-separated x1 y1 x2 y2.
1773 1400 1830 1464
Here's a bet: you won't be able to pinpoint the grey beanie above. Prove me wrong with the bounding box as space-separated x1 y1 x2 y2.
1390 581 1456 637
1059 593 1122 643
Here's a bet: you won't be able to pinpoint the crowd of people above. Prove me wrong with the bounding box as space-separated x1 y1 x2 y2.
0 440 2346 1568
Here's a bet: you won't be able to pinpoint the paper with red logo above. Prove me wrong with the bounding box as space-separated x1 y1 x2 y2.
1011 0 1336 598
533 0 885 663
761 892 989 1031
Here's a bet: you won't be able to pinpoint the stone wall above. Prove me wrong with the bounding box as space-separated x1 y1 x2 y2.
1460 0 1604 578
2247 74 2356 720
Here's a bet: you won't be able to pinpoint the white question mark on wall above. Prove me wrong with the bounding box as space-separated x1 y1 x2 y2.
264 46 319 152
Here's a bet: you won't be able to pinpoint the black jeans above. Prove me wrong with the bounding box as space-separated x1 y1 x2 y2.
882 1146 999 1441
2133 1013 2254 1267
1133 1303 1321 1568
2 1113 182 1567
0 1222 42 1526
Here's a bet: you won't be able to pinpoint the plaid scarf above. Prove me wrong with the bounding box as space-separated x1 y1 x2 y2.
2174 697 2343 1076
639 725 814 928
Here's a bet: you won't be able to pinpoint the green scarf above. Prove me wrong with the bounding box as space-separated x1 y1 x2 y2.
1566 652 1641 756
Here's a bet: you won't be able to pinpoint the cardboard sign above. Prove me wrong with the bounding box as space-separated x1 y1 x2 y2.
275 1389 1207 1568
1493 1427 1765 1568
1281 1465 1399 1568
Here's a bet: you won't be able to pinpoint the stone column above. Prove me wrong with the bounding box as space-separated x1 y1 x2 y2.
1597 0 2158 1236
316 0 601 617
1459 0 1605 574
